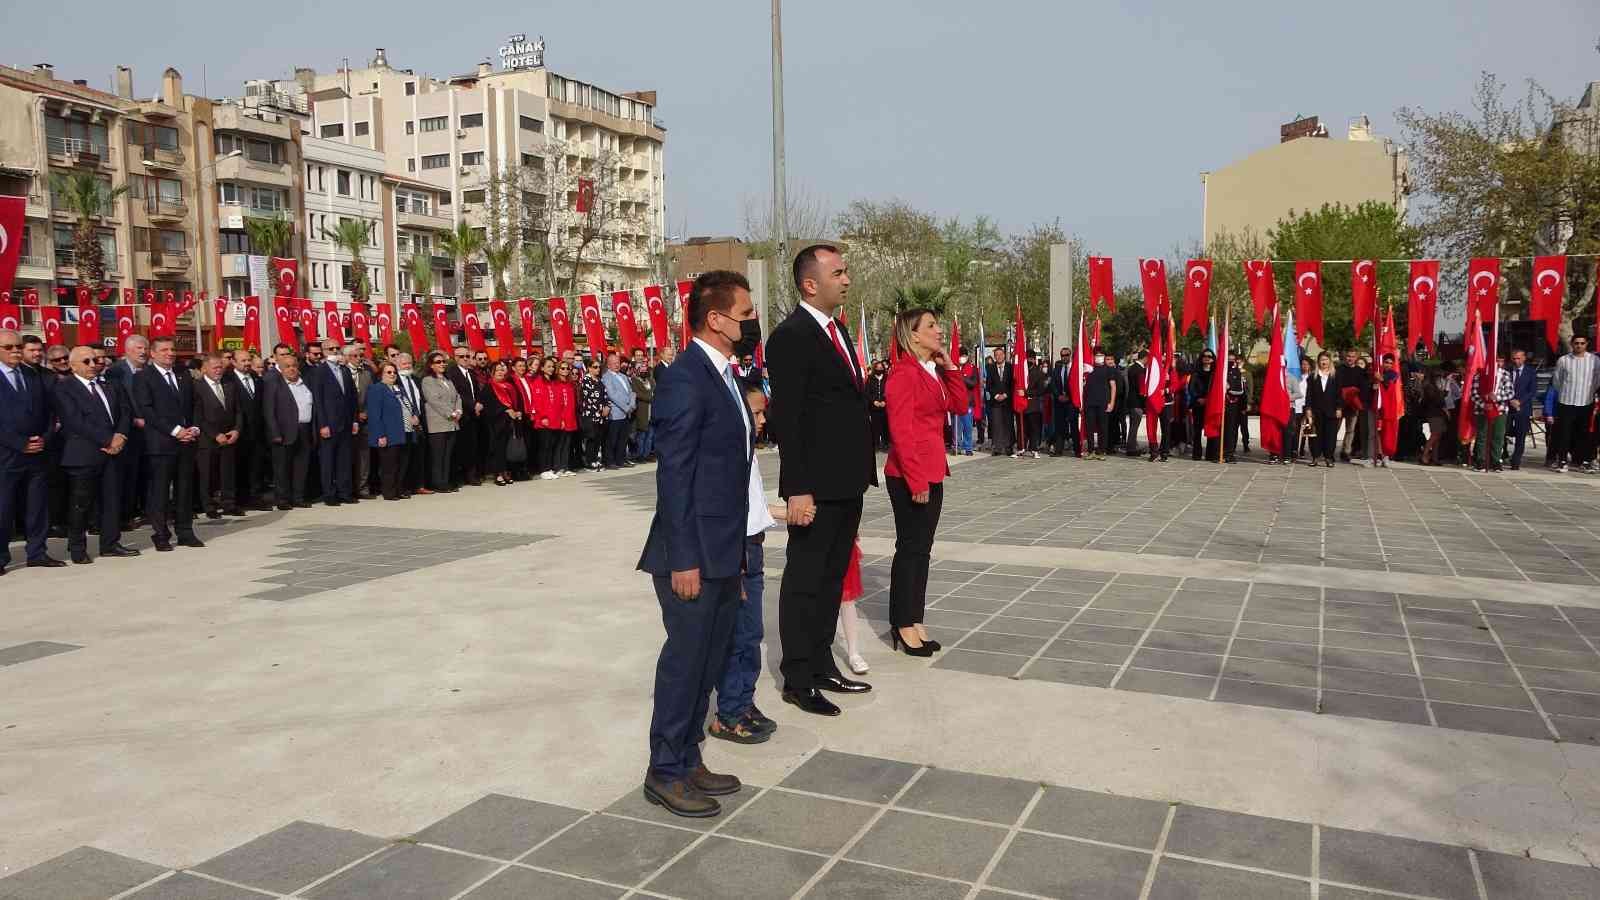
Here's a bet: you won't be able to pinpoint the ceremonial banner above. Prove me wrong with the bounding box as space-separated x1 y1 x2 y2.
1243 259 1276 327
0 292 22 332
1204 312 1229 440
517 298 539 357
1138 259 1168 327
460 303 487 352
1407 260 1440 356
323 301 343 344
676 280 694 350
77 286 101 346
548 296 574 353
242 296 262 351
1530 255 1567 352
296 297 318 342
40 303 62 346
350 302 370 345
149 290 175 338
114 304 135 354
578 293 608 356
611 290 644 355
0 195 23 297
1458 307 1486 443
489 299 514 353
1293 261 1324 346
1010 305 1028 416
272 296 296 345
374 302 394 347
1467 257 1500 329
1350 259 1378 340
431 305 454 352
1088 256 1114 314
1259 307 1289 456
401 302 428 353
1180 259 1211 337
213 295 229 350
643 285 670 350
269 257 298 298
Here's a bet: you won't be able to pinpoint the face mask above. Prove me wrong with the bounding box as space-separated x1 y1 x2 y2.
959 356 968 364
729 316 762 357
1093 355 1104 365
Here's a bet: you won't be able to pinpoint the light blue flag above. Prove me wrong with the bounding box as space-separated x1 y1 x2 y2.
1282 308 1301 386
1206 315 1216 354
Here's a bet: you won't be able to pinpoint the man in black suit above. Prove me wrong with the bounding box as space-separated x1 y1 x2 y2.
226 349 269 509
985 347 1016 455
263 355 316 509
1506 348 1539 470
104 335 150 529
193 352 245 519
446 347 483 486
395 352 428 495
132 336 204 551
1 329 62 572
311 341 359 505
767 244 876 717
51 346 140 563
1049 347 1080 457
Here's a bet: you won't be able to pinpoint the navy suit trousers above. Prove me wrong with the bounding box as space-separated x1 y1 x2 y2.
648 573 741 782
1 459 49 564
319 429 354 501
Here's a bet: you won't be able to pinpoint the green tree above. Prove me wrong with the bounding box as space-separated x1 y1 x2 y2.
1267 202 1422 352
437 222 485 303
50 171 129 291
243 215 294 260
483 240 515 299
406 251 434 299
323 219 372 302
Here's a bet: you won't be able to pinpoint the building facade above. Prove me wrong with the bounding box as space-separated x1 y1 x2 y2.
299 136 387 308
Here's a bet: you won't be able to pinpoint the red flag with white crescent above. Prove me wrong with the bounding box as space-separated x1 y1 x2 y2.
517 298 539 357
323 302 343 344
0 196 23 297
611 290 644 355
0 292 20 332
578 293 608 356
148 290 174 338
349 302 370 344
270 257 298 298
1243 259 1276 327
1407 260 1439 356
77 286 101 346
1458 307 1486 443
489 299 514 353
431 305 454 352
1180 259 1211 337
1088 256 1114 314
41 303 63 346
1467 257 1500 330
1069 314 1087 411
676 280 694 350
548 296 574 353
400 302 427 353
1350 259 1378 340
1011 305 1028 416
295 298 318 342
242 296 262 351
460 302 487 352
272 296 296 344
1530 255 1566 353
1144 315 1165 447
1259 307 1289 455
213 295 229 350
1294 261 1324 346
643 285 670 349
173 290 199 319
1205 312 1230 439
114 304 135 354
1138 259 1167 326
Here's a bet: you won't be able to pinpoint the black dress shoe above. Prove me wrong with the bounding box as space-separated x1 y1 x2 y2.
27 556 68 568
100 545 141 558
205 510 223 520
153 541 174 552
816 674 872 694
782 688 841 716
325 499 342 507
71 553 92 565
225 508 247 517
177 535 206 548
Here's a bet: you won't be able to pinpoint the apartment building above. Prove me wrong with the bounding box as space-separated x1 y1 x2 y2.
300 136 387 307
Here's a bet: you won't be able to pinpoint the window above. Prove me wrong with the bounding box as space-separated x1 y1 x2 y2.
421 154 449 170
461 151 484 167
521 153 542 168
519 115 543 133
127 122 179 150
341 264 359 291
406 158 416 172
336 170 352 196
320 123 344 139
354 121 369 137
47 116 109 156
396 190 430 215
250 187 284 211
405 81 416 96
462 189 485 204
155 177 182 202
220 231 252 254
459 113 483 129
359 174 375 200
221 135 282 164
399 270 412 293
219 183 240 204
419 116 448 133
405 120 415 135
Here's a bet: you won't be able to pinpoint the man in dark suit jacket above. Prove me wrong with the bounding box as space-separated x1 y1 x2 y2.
767 244 876 716
395 353 429 494
226 349 268 509
985 347 1016 455
131 336 204 550
193 352 245 518
636 271 756 818
51 346 140 563
1507 348 1539 470
103 335 150 529
311 347 359 505
446 349 483 486
1049 347 1080 456
263 355 316 509
0 329 61 572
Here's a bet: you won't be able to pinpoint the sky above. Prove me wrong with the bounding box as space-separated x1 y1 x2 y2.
5 0 1598 266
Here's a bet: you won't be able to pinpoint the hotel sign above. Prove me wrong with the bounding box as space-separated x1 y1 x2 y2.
499 34 544 71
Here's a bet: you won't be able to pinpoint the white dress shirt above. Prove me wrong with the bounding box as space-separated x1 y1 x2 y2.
693 338 772 536
286 379 314 424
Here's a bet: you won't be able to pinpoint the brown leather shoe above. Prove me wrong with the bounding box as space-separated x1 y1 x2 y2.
689 764 741 797
643 773 721 818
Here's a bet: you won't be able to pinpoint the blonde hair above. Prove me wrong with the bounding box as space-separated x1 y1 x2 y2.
893 308 936 359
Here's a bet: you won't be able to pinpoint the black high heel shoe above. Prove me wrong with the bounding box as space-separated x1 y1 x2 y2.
891 629 934 658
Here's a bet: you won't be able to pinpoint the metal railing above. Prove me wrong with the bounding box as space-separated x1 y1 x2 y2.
139 143 185 167
148 249 191 270
18 254 48 268
50 192 116 218
146 196 188 219
46 136 113 164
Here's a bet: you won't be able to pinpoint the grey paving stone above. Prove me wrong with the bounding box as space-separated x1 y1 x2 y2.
1475 849 1600 899
1318 826 1478 899
1413 637 1511 663
602 783 758 832
1223 657 1319 688
987 831 1150 898
1118 667 1215 698
192 821 387 894
1142 631 1230 655
720 790 875 854
1216 679 1317 713
845 810 1005 881
1064 623 1145 645
1320 667 1424 699
1023 657 1121 688
645 836 823 900
1321 647 1418 675
0 640 83 667
1551 716 1600 745
411 793 585 860
1423 679 1535 710
1416 656 1520 684
896 767 1039 825
1153 614 1239 636
461 867 621 900
1164 806 1312 875
932 649 1026 677
1228 639 1320 667
1430 702 1553 740
1236 622 1320 644
979 615 1064 637
125 873 272 899
1147 857 1309 900
302 844 495 900
523 815 696 886
958 632 1047 656
1319 690 1431 726
1076 609 1158 629
1025 785 1170 848
1520 666 1600 693
803 861 969 900
778 750 920 804
0 847 167 900
1132 649 1223 677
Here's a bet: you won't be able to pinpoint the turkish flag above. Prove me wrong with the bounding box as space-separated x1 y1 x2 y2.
575 178 595 213
213 295 229 350
1407 260 1440 356
401 302 428 353
1293 261 1324 347
270 257 298 298
349 302 370 344
431 305 454 352
578 293 608 356
1144 315 1166 444
1068 314 1087 411
675 280 694 350
374 303 393 347
1180 259 1211 337
114 304 135 354
488 299 514 354
548 296 575 353
77 286 101 346
272 296 295 345
41 303 63 346
1530 255 1567 352
612 290 643 355
323 302 343 344
1138 259 1167 326
460 302 487 352
1205 312 1229 439
242 296 261 352
1259 307 1289 456
1243 260 1276 327
1377 305 1399 360
296 298 318 342
517 298 539 357
1467 257 1500 327
1010 305 1028 417
0 292 18 333
1350 259 1378 340
1458 306 1487 443
174 290 199 319
1088 256 1114 314
149 290 174 338
643 285 670 350
949 315 961 361
0 195 23 297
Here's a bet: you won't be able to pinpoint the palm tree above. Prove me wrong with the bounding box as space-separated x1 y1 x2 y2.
407 251 434 299
437 221 485 303
893 283 947 315
324 219 372 302
482 240 514 298
244 215 294 260
50 171 129 291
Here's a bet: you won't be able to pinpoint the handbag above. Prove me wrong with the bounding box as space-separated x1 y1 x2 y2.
505 432 528 464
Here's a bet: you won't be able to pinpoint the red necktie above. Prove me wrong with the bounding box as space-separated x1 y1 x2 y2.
827 320 860 388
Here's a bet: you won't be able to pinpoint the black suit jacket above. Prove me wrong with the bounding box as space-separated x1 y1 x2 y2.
983 362 1014 407
1305 371 1341 418
263 375 313 445
765 307 876 501
225 369 264 434
52 376 129 468
0 364 53 469
194 377 244 440
396 374 427 432
310 361 358 433
446 365 480 421
131 365 196 456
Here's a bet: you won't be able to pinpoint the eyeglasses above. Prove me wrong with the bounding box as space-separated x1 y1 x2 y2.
0 343 19 350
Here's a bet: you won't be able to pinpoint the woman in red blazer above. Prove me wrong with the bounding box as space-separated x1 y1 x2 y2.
884 307 969 656
531 355 560 479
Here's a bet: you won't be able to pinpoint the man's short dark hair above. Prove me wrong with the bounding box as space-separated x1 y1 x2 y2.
151 336 176 350
273 342 292 355
304 341 320 352
21 334 42 347
688 270 751 330
792 243 839 293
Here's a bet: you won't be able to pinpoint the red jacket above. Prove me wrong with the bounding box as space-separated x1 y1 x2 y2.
553 380 578 431
884 357 969 494
515 374 539 423
529 376 557 429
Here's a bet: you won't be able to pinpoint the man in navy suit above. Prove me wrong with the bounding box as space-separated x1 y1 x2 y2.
1506 348 1539 470
312 344 360 505
0 328 61 572
103 334 149 529
52 346 140 563
131 336 204 551
637 270 758 818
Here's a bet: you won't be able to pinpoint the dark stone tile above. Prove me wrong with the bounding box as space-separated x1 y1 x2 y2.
1132 649 1223 677
931 594 1011 615
1412 637 1509 663
303 844 496 900
721 790 875 855
897 767 1038 825
1064 624 1146 645
1416 656 1519 685
958 632 1047 656
1318 827 1478 899
778 749 920 804
804 861 969 900
1521 667 1600 693
1025 785 1170 848
1423 679 1534 710
1223 658 1318 688
193 821 387 894
125 873 272 899
1005 600 1080 620
0 847 166 900
0 640 83 667
1216 679 1317 713
1430 702 1552 740
1319 690 1430 726
1321 647 1417 675
931 649 1026 677
846 810 1005 881
1163 806 1312 875
1235 622 1319 644
1147 857 1309 899
988 831 1149 898
1117 667 1215 699
1320 667 1424 699
523 815 696 885
1024 658 1121 688
1153 614 1238 636
979 615 1063 637
1552 716 1600 746
1038 638 1133 666
1533 689 1600 719
1476 849 1600 899
413 794 585 860
1143 631 1231 655
462 867 621 900
1227 639 1319 667
646 836 823 900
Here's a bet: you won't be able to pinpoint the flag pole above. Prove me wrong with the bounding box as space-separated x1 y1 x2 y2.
1218 305 1227 465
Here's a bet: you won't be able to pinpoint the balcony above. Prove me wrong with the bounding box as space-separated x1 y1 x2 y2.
431 254 453 269
138 143 185 170
46 136 114 169
220 253 250 278
17 254 49 275
215 152 293 188
51 192 117 220
213 104 295 140
148 249 191 273
396 206 451 231
146 196 187 222
22 191 46 218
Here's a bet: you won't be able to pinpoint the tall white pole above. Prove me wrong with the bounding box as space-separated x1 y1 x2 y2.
770 0 788 328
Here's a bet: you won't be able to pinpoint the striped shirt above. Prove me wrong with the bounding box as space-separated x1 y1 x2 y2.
1472 368 1513 414
1552 353 1599 406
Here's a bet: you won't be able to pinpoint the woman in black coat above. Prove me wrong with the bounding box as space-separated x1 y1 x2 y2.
481 360 525 486
1303 351 1342 467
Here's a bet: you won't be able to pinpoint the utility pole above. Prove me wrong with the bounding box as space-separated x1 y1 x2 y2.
769 0 787 332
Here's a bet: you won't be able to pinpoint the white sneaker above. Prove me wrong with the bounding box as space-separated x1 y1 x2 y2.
1558 463 1569 473
540 471 557 480
1031 450 1040 459
560 469 574 477
847 653 870 675
1010 452 1021 459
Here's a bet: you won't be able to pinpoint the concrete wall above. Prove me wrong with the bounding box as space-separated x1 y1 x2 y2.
1203 138 1404 248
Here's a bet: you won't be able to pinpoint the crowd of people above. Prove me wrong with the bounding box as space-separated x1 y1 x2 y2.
0 326 673 573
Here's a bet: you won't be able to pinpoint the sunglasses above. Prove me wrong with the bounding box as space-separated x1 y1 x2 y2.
0 343 19 350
